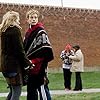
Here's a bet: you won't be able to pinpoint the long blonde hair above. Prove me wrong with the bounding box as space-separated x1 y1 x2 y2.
0 11 21 33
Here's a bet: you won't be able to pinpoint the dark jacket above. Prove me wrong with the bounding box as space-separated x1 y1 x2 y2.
24 23 54 86
24 25 54 62
1 26 31 85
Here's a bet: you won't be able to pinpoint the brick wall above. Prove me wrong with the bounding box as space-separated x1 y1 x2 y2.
0 3 100 68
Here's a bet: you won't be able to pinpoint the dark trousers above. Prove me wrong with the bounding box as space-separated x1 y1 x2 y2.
63 68 72 89
74 72 82 90
38 85 51 100
27 75 44 100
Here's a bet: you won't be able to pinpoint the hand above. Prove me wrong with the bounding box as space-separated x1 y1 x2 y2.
24 66 30 74
24 64 35 74
24 66 30 70
29 60 35 69
30 64 35 69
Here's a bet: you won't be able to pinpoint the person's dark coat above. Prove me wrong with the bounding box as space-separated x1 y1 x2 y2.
1 26 31 85
24 22 54 86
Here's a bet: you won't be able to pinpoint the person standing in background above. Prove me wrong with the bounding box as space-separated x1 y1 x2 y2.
0 11 32 100
69 45 84 91
60 44 74 91
23 9 54 100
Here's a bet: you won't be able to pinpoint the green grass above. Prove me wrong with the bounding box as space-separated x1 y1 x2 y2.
0 72 100 92
0 96 26 100
0 93 100 100
0 72 100 100
52 93 100 100
48 72 100 90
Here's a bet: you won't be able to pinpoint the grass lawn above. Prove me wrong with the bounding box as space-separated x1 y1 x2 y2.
52 93 100 100
0 71 100 92
0 93 100 100
0 72 100 99
48 71 100 90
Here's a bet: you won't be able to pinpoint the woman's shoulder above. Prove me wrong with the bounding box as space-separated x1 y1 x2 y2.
4 26 21 38
76 49 82 54
6 26 19 32
11 26 20 31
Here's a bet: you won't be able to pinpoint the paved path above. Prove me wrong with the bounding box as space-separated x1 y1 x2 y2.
0 88 100 97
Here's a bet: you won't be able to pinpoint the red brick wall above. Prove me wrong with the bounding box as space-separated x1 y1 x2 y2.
0 3 100 68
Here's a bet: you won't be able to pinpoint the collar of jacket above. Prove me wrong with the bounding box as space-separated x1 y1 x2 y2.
27 22 44 34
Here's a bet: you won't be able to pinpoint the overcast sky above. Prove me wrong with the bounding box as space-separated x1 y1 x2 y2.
0 0 100 10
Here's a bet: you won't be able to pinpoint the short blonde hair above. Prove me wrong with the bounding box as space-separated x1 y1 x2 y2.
26 9 39 19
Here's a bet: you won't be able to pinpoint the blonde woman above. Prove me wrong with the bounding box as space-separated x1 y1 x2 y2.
0 11 32 100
